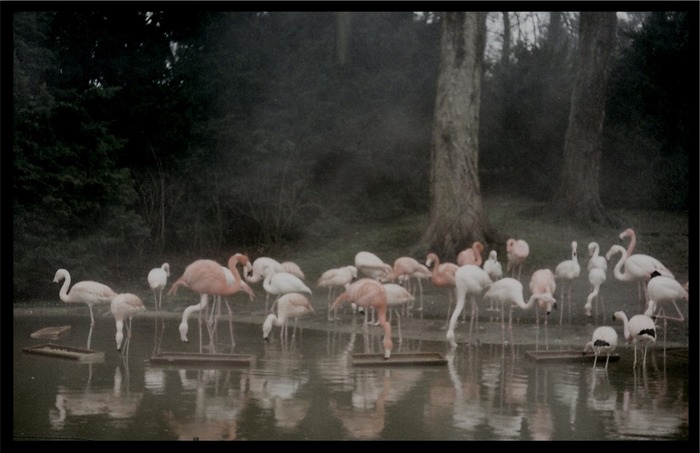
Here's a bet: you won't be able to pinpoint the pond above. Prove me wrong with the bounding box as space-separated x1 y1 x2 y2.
12 311 689 441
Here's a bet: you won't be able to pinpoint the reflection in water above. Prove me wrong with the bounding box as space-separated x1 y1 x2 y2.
13 315 688 441
163 368 247 440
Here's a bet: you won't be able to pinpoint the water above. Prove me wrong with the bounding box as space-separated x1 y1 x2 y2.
12 313 689 441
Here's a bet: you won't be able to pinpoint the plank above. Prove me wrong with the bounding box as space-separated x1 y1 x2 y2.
351 352 447 366
30 325 71 340
525 349 620 363
22 342 105 363
149 352 256 367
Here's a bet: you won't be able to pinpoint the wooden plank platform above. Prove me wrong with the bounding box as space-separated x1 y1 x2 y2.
31 325 71 340
22 343 105 363
351 352 447 367
149 352 256 367
525 350 620 364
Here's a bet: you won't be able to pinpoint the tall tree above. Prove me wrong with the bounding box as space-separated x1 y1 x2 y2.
418 12 492 261
554 11 617 223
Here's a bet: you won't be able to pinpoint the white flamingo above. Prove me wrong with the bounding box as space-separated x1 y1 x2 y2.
316 265 358 320
613 311 656 369
262 292 315 347
617 228 674 305
354 251 393 281
263 270 312 314
644 272 688 351
584 326 618 369
147 263 170 310
606 244 674 308
529 268 557 327
53 268 117 349
587 242 607 273
585 267 607 319
482 250 504 310
554 241 581 325
506 238 529 280
446 264 492 347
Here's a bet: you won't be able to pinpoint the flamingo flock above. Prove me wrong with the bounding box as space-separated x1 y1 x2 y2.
50 226 684 369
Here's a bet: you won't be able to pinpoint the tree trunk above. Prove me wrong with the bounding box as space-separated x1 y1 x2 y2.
555 11 617 224
417 12 493 262
500 12 510 66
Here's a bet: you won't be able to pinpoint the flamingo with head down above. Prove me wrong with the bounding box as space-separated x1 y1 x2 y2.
457 241 485 267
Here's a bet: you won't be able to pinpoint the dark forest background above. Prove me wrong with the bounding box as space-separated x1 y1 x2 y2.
11 10 693 302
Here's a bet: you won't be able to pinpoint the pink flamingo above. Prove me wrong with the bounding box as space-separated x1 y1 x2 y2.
384 256 431 310
281 261 305 280
617 228 674 305
457 241 485 267
425 252 460 322
110 293 146 352
168 254 255 351
506 238 529 280
331 278 393 359
529 269 557 327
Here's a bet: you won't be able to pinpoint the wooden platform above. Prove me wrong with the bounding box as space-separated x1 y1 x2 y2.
525 349 620 364
30 325 71 340
22 343 105 363
351 352 447 367
149 352 256 367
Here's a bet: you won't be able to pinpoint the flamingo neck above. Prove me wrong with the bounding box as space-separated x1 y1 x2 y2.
58 274 71 302
612 247 633 282
624 231 636 256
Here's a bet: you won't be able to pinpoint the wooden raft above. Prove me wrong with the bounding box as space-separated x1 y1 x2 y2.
525 350 620 364
149 352 256 367
22 343 105 363
31 325 71 340
351 352 447 367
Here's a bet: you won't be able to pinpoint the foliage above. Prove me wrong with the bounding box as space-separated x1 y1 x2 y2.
11 9 691 303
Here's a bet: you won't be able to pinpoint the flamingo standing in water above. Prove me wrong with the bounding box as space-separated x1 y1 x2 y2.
425 252 460 322
331 278 393 359
617 228 674 305
263 270 312 314
384 256 431 310
587 242 607 273
110 293 146 352
584 326 618 369
585 267 607 319
606 244 674 309
446 264 492 347
644 271 688 352
374 283 415 344
316 265 358 320
147 263 170 310
262 292 315 348
457 241 485 267
482 250 503 310
483 277 553 340
554 241 580 325
613 310 656 369
506 238 529 281
168 254 255 352
245 257 285 312
53 268 117 349
529 269 557 327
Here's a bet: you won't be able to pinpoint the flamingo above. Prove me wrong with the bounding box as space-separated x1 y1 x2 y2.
446 264 492 347
263 270 312 315
483 277 555 332
354 251 393 281
554 241 580 325
585 267 607 319
373 283 415 344
456 241 485 267
53 268 117 349
245 257 285 284
110 293 146 352
644 271 688 352
587 242 607 273
262 292 315 347
331 278 393 359
168 254 255 350
384 256 431 310
529 269 557 327
618 228 675 304
606 244 674 308
281 261 305 280
583 326 618 369
147 263 170 310
506 238 529 280
482 250 503 310
425 252 460 321
317 265 358 320
613 311 656 369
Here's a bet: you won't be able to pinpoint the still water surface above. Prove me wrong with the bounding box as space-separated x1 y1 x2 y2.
13 313 689 441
